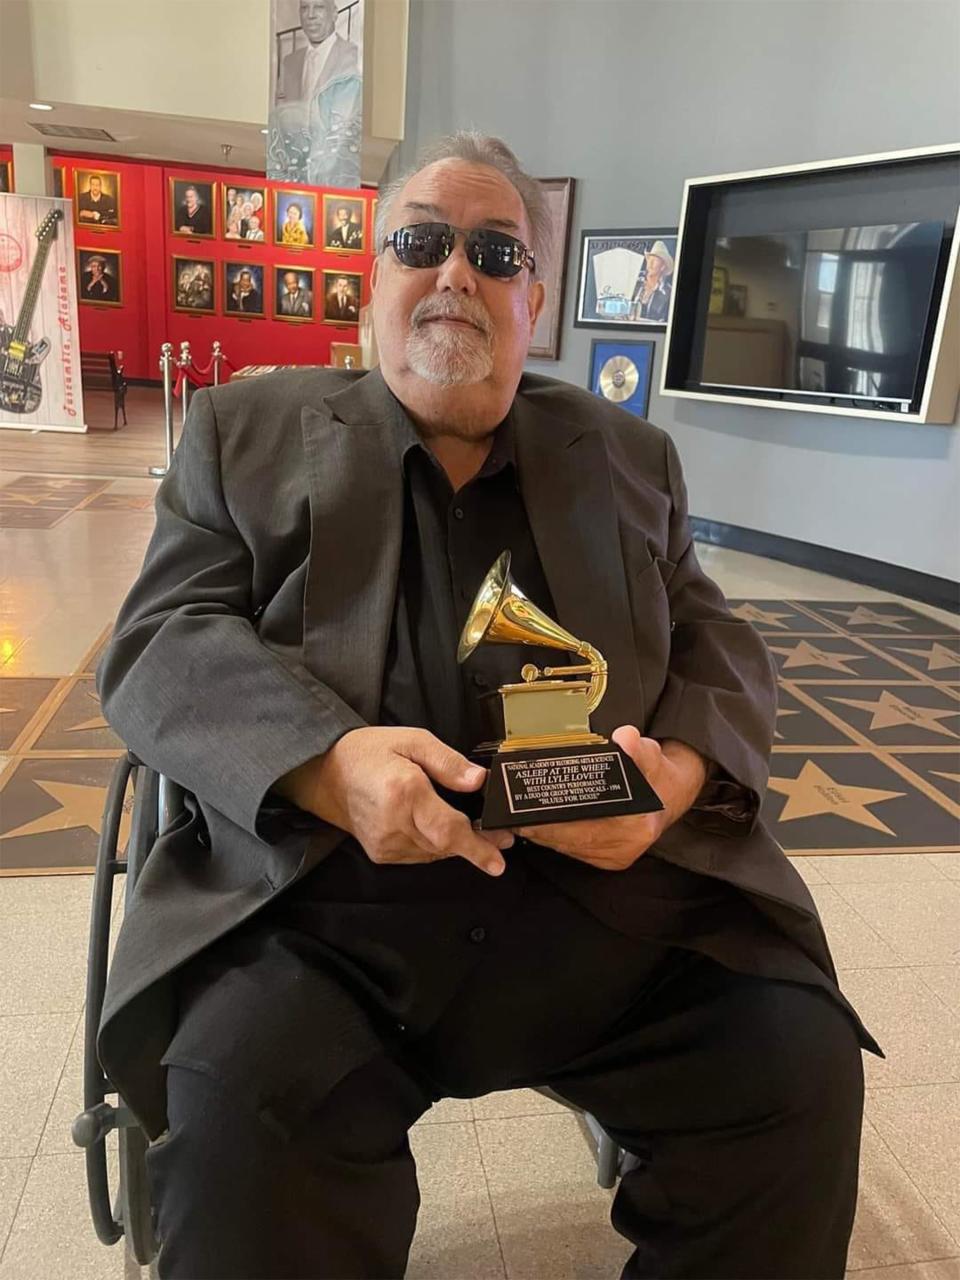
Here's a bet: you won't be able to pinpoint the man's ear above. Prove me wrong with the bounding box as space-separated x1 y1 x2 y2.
527 278 546 333
371 254 381 294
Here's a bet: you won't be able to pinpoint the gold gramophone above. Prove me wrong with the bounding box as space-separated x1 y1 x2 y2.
458 552 662 829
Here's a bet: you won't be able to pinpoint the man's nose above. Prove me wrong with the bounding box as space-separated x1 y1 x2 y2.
433 242 478 295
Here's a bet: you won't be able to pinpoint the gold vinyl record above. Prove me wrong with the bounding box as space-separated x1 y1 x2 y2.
598 355 639 403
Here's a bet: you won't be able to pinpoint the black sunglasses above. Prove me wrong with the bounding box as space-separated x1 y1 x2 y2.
383 222 536 279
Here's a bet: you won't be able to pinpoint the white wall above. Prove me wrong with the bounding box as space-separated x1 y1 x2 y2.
398 0 960 581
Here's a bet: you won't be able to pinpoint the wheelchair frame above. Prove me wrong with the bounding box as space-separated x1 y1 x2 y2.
73 755 631 1272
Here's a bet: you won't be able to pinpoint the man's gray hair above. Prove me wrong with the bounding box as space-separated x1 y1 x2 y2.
374 132 553 276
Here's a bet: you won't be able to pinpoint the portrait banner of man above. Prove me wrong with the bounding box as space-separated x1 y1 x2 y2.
172 257 216 314
224 262 266 317
274 265 315 322
77 248 122 307
267 0 364 189
574 228 678 332
321 268 361 325
322 194 365 252
274 188 316 248
170 178 216 239
74 169 121 230
223 185 268 241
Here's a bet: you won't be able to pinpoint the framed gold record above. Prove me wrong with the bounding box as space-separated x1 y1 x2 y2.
588 339 655 418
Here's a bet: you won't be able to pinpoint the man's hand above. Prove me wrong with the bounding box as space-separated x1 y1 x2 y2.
514 727 709 871
274 727 512 877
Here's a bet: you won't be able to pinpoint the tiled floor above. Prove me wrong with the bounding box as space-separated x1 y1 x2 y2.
0 450 958 1278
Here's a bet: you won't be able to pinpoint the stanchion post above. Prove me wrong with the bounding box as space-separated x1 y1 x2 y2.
149 342 175 478
212 340 222 387
179 340 192 428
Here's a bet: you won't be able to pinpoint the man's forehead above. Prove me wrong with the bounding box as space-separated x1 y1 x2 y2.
394 160 527 235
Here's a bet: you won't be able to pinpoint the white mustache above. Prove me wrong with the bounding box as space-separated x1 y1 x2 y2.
411 295 493 338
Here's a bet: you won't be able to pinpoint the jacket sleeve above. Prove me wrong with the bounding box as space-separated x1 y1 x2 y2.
96 388 365 840
645 432 778 834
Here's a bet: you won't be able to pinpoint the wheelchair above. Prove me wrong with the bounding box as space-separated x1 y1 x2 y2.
73 754 634 1273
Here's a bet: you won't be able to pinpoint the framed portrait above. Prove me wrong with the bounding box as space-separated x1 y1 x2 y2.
321 269 362 325
0 161 11 193
223 184 268 242
77 248 122 308
74 168 121 230
172 256 216 315
575 228 677 332
52 166 65 199
709 265 729 315
170 178 216 238
588 339 655 419
274 265 315 323
528 177 575 360
224 261 265 317
322 194 365 253
274 188 316 249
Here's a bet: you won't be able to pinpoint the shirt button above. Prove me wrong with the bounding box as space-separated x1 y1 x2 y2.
453 506 465 520
469 926 486 944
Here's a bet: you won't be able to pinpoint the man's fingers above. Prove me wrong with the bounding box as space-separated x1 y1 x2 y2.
612 725 661 779
412 790 506 876
400 729 487 794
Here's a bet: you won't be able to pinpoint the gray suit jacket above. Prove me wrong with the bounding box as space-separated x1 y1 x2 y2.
97 368 870 1140
278 35 358 103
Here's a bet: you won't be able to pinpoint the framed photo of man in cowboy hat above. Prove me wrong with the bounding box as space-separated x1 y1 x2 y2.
575 228 678 332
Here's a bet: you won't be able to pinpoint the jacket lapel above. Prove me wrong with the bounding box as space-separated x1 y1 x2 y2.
513 395 646 736
300 371 403 723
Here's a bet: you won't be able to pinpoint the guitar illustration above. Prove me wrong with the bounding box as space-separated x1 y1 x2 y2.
0 208 64 414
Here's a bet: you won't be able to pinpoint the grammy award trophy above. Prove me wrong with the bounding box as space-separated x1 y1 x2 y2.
458 552 664 829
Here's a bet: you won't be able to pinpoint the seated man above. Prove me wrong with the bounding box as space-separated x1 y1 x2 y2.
97 132 875 1280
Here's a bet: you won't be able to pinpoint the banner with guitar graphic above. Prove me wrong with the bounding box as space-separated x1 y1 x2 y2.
0 193 85 432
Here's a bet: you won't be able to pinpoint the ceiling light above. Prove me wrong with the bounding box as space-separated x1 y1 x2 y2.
260 128 268 135
29 102 54 111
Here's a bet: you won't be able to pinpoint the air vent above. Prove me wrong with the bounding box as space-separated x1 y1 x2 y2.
30 122 117 141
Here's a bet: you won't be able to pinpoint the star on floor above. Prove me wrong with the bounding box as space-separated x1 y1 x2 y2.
891 642 960 672
2 777 130 849
775 707 801 740
767 760 904 835
931 771 960 786
827 689 960 739
0 493 50 507
65 689 110 733
768 640 870 675
823 606 914 631
730 603 795 629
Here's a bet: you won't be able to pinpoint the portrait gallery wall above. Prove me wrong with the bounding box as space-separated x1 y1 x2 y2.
2 150 378 386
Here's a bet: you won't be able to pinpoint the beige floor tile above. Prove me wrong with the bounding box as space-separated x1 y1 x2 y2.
407 1122 506 1280
472 1088 569 1121
847 1260 960 1279
838 969 960 1087
0 1150 131 1280
810 885 902 969
927 855 960 881
835 882 960 964
0 1013 79 1157
37 1015 86 1157
416 1096 474 1124
0 1160 31 1259
848 1120 959 1270
788 855 827 885
916 967 960 1017
0 877 95 1016
475 1112 630 1279
808 855 950 885
867 1085 960 1245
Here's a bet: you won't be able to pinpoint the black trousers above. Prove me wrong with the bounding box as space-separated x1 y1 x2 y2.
147 874 864 1280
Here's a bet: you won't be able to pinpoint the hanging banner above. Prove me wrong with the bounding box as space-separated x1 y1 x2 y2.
268 0 364 189
0 193 85 432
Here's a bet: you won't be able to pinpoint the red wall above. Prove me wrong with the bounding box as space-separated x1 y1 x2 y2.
54 151 375 381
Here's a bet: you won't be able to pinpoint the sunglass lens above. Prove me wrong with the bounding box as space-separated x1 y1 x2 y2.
466 230 524 278
393 223 452 268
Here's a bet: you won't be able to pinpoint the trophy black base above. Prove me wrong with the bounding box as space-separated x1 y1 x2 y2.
475 741 663 830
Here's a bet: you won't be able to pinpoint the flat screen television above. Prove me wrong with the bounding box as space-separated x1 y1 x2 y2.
662 147 960 420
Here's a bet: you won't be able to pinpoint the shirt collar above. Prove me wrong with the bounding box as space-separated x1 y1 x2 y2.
392 399 516 481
